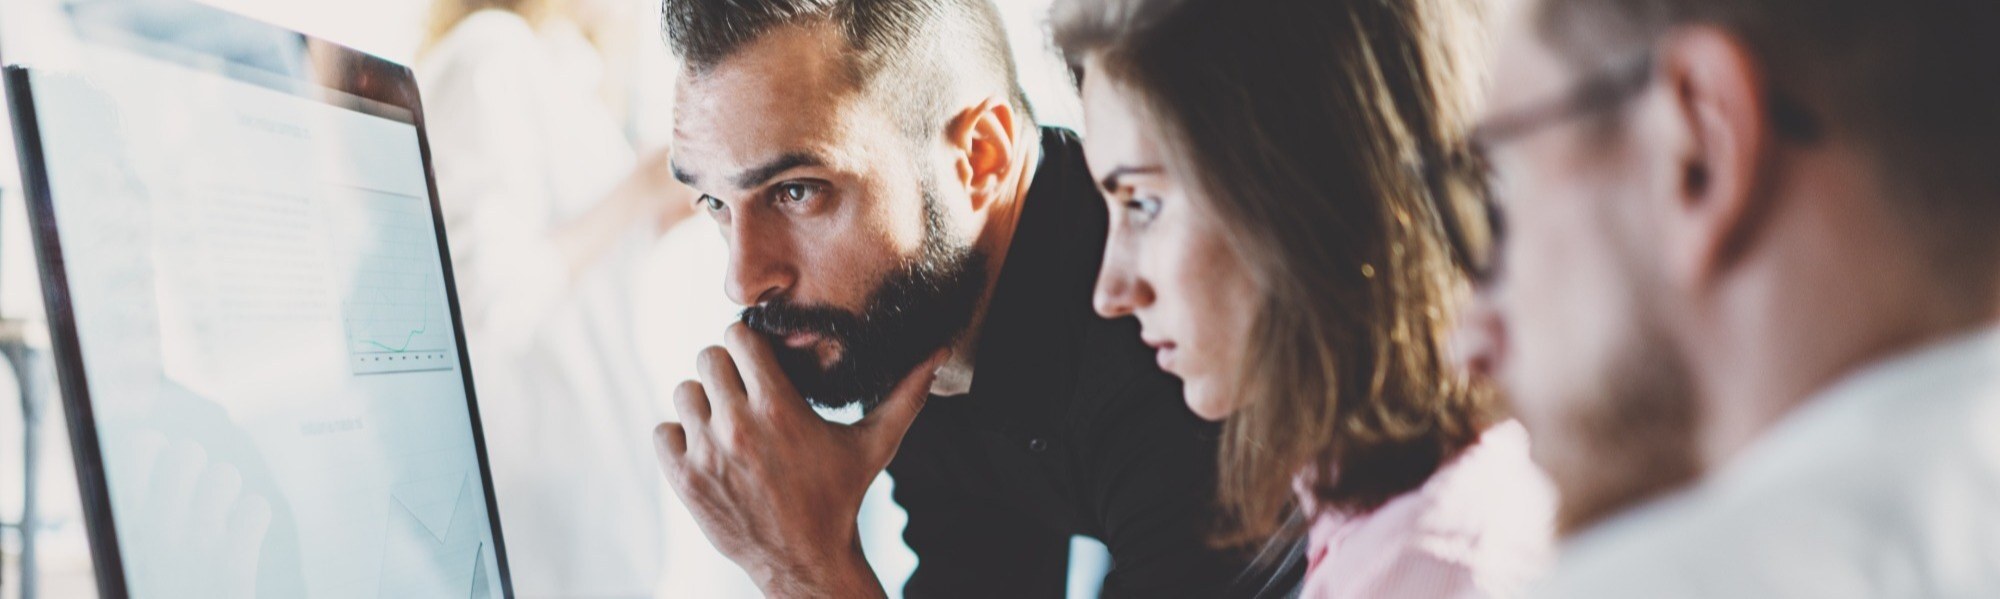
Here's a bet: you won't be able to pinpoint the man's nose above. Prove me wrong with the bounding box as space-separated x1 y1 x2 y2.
722 216 796 307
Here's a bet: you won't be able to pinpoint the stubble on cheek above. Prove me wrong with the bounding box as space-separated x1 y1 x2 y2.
1543 334 1702 537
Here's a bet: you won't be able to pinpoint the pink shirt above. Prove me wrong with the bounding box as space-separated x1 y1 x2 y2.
1297 421 1556 599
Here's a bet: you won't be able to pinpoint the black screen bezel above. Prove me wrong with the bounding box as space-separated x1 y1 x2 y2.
2 1 516 596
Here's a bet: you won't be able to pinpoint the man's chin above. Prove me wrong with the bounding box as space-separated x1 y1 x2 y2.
1540 390 1700 536
790 361 930 412
771 351 896 412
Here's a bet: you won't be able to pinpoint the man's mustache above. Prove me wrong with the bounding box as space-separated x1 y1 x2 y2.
740 301 864 340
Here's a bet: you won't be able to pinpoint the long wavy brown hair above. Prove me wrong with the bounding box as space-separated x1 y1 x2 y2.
1055 0 1498 549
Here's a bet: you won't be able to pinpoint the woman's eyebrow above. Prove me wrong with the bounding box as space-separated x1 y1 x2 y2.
1098 165 1163 193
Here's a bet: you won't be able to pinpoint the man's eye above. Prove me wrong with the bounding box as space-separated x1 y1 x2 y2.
1124 196 1162 224
698 194 724 212
775 182 820 204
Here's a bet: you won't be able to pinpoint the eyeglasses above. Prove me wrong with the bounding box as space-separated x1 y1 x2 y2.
1425 51 1659 287
1426 49 1822 288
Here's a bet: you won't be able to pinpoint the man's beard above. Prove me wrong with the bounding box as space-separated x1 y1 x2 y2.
740 185 988 411
1543 324 1702 537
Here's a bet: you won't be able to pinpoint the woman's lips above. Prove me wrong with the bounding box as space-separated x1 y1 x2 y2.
1141 331 1178 373
1151 342 1178 373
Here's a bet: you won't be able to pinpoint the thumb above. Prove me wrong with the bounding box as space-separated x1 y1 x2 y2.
858 349 950 464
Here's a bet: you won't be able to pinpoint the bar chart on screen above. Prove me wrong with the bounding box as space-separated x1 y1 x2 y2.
341 184 456 375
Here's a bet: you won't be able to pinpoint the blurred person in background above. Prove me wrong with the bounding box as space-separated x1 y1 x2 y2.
418 0 697 596
1054 0 1556 596
1454 0 2000 595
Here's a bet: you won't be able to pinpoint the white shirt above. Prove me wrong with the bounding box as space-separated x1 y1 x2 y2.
1534 326 2000 598
418 11 663 598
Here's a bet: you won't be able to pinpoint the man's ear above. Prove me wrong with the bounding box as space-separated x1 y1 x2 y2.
946 96 1022 213
1658 26 1776 289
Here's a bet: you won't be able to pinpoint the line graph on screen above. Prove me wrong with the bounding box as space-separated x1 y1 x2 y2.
341 185 456 375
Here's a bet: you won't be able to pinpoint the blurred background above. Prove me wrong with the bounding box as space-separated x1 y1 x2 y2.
0 0 1092 597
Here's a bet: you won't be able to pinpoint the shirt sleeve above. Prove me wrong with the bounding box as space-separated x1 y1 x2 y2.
1085 375 1263 598
418 19 575 360
887 407 1073 598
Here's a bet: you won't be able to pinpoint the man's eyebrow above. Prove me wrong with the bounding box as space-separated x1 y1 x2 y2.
672 163 699 187
1098 165 1164 193
732 151 828 190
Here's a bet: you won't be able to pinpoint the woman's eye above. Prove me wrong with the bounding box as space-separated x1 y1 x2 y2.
775 182 820 204
1123 196 1162 224
698 194 724 212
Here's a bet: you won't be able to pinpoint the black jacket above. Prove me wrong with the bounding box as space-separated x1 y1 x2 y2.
887 127 1272 598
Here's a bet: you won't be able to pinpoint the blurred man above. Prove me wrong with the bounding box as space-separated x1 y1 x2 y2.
1456 0 2000 595
650 0 1258 597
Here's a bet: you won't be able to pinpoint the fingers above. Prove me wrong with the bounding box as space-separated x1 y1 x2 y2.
858 349 950 464
673 379 713 441
655 421 688 458
654 422 689 480
696 345 748 422
723 322 801 412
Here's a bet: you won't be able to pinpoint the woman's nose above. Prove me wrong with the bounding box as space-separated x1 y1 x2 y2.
1093 261 1153 319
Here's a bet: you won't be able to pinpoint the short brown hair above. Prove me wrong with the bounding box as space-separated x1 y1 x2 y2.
1536 0 2000 268
1055 0 1498 548
661 0 1034 146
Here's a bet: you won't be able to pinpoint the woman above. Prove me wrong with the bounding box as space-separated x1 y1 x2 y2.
1054 0 1555 596
418 1 700 596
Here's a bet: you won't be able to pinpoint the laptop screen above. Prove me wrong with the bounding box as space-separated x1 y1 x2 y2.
6 1 510 596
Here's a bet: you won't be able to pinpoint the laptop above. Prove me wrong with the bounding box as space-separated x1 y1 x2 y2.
3 0 512 596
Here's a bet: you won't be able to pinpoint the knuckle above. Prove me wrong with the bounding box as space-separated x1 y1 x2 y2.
688 441 712 471
719 424 755 452
659 452 687 476
662 464 695 492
